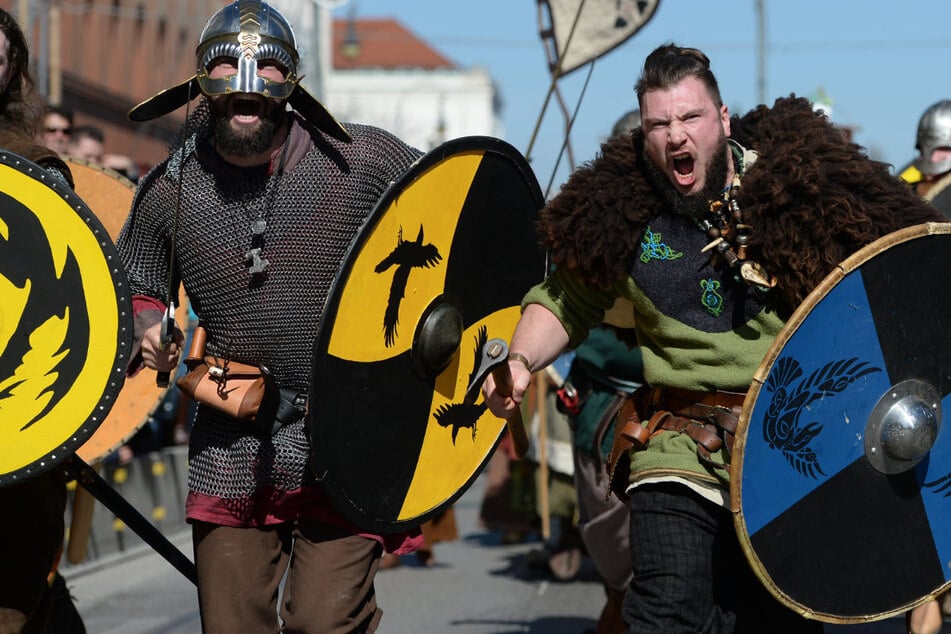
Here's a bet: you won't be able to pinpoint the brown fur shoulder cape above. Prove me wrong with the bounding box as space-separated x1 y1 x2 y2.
539 95 942 318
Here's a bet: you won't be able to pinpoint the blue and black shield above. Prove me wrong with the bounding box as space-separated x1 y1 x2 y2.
734 222 951 623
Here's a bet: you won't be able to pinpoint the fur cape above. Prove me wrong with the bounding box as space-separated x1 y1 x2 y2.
539 96 942 318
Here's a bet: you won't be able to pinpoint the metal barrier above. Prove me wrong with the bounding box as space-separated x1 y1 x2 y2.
62 445 189 567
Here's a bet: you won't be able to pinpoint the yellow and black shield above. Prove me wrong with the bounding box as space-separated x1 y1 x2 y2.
0 151 131 485
310 137 546 533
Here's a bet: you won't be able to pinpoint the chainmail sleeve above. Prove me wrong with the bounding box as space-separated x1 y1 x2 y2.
117 163 178 304
116 112 423 524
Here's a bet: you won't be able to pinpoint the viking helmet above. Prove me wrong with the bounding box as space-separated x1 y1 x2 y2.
913 100 951 177
128 0 350 142
195 0 299 101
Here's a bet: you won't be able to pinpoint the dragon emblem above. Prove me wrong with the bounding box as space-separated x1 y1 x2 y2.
433 325 489 444
0 193 90 432
762 356 881 478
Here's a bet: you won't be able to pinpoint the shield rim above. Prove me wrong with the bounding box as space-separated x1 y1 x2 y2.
731 221 951 623
309 135 545 533
0 150 133 485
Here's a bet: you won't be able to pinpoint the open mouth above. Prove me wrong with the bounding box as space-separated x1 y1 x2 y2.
231 96 264 120
672 153 695 185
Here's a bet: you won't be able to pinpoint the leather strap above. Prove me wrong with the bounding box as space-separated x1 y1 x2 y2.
651 385 746 410
605 385 746 486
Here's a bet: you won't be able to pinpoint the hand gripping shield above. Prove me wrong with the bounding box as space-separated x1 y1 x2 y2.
309 137 546 534
0 152 132 485
733 222 951 623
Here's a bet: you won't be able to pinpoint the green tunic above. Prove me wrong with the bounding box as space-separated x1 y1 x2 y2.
524 143 785 487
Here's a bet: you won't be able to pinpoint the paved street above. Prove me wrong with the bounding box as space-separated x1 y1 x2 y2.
62 469 925 633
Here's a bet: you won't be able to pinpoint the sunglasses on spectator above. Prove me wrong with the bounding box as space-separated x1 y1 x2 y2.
45 127 71 134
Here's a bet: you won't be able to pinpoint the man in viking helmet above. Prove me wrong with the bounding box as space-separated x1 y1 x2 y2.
901 99 951 219
117 2 423 631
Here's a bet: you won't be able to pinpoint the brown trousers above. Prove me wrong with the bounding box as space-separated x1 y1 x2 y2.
193 520 382 634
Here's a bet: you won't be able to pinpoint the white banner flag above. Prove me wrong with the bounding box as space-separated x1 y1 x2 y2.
540 0 660 76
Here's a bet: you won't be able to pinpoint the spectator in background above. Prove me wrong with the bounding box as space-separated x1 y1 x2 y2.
67 124 104 165
102 152 140 183
41 104 72 155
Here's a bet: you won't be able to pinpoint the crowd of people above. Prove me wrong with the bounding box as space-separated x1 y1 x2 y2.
2 0 951 632
39 104 141 182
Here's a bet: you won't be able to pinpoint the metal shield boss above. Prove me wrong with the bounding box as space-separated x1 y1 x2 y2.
310 137 546 533
733 222 951 622
0 152 132 485
62 158 191 463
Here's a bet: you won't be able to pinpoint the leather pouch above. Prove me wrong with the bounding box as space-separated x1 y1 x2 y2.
175 326 277 423
176 357 275 422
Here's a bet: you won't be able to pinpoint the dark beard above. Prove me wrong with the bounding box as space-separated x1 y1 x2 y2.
642 134 731 220
210 99 286 157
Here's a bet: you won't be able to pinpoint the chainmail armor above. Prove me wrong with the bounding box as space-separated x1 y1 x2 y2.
118 105 421 519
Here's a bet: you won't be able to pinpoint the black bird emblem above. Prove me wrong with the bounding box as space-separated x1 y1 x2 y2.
374 224 442 347
762 356 880 478
434 325 489 444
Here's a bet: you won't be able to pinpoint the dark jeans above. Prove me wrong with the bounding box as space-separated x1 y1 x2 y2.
623 482 823 634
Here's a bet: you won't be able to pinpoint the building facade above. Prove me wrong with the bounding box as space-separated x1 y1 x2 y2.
6 1 500 169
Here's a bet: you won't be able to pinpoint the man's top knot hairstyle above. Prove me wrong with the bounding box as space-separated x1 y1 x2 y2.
635 42 723 109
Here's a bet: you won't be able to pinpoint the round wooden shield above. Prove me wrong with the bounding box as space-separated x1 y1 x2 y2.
733 222 951 622
63 158 191 463
0 151 132 485
310 137 546 533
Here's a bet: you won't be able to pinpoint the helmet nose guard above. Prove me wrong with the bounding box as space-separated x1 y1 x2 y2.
913 100 951 177
128 0 351 143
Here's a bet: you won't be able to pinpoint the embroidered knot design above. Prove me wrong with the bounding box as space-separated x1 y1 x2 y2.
639 226 683 263
700 278 724 316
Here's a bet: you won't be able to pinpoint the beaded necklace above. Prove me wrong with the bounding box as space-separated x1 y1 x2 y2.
696 162 776 290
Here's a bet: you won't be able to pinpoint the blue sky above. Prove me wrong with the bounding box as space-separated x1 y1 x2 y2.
332 0 951 197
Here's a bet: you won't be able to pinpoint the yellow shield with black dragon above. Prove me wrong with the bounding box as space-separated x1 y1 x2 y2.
310 137 546 533
0 151 131 485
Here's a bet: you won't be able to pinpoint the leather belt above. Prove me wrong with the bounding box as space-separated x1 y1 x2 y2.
650 386 747 411
607 385 747 492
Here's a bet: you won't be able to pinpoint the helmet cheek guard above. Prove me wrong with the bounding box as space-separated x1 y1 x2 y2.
128 0 351 143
